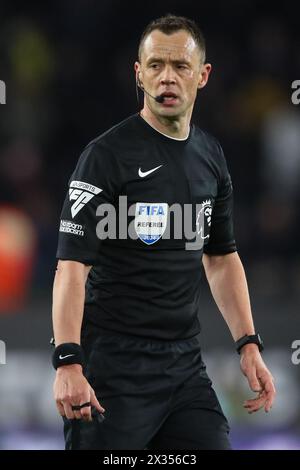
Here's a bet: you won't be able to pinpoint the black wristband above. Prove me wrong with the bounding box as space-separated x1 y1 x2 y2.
235 333 264 354
52 342 85 370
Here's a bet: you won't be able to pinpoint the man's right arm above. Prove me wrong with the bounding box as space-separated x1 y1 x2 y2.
52 260 105 421
52 143 119 421
52 260 90 346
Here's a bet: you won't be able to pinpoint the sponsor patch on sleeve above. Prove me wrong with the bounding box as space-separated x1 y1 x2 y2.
60 219 85 236
69 180 102 218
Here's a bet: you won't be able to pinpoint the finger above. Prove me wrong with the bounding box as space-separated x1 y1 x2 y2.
243 392 267 413
247 372 263 393
79 401 92 422
244 401 264 411
244 399 264 409
56 400 66 417
260 377 276 410
245 402 265 413
245 398 266 413
243 392 266 406
244 389 266 404
73 408 83 420
90 389 105 413
69 402 84 419
264 393 275 410
264 379 276 393
264 390 275 412
263 377 276 396
264 399 272 412
259 373 275 392
69 400 92 421
63 402 76 420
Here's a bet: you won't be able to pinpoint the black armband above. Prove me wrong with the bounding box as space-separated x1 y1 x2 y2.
52 342 85 370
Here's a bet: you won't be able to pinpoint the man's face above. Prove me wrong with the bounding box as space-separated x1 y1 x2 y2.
135 30 211 119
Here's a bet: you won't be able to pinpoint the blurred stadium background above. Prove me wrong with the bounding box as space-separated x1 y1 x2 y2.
0 0 300 450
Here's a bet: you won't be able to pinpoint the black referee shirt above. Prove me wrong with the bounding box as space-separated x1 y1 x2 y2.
56 113 237 340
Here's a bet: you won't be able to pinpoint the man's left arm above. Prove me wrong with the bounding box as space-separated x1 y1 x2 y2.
202 251 276 413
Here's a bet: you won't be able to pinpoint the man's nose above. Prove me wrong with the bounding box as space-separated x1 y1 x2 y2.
160 66 176 85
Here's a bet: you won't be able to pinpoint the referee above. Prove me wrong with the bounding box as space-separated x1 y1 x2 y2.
52 14 276 450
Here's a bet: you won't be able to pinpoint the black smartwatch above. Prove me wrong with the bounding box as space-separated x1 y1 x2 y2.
235 333 264 354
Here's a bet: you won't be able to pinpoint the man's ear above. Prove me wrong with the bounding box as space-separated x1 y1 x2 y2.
134 61 141 85
198 63 212 89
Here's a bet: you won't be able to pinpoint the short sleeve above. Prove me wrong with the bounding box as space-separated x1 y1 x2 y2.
203 144 237 255
56 143 119 265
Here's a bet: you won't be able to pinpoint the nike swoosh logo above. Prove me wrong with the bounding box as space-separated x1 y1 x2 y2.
138 165 163 178
59 354 75 360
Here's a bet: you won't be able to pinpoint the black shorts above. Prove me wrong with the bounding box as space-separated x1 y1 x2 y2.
63 323 231 450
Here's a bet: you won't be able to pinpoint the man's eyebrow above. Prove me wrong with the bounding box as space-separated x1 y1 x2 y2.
172 59 191 65
146 56 191 65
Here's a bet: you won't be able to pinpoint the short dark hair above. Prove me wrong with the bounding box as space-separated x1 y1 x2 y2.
138 14 206 63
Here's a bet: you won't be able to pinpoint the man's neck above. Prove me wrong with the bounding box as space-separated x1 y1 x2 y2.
140 107 190 140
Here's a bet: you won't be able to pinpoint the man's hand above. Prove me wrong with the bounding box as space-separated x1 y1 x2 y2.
53 364 105 421
240 344 276 414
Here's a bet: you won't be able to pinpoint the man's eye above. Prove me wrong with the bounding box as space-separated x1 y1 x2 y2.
150 64 159 68
177 65 187 69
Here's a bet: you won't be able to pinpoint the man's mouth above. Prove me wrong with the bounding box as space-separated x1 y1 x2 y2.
160 92 178 105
